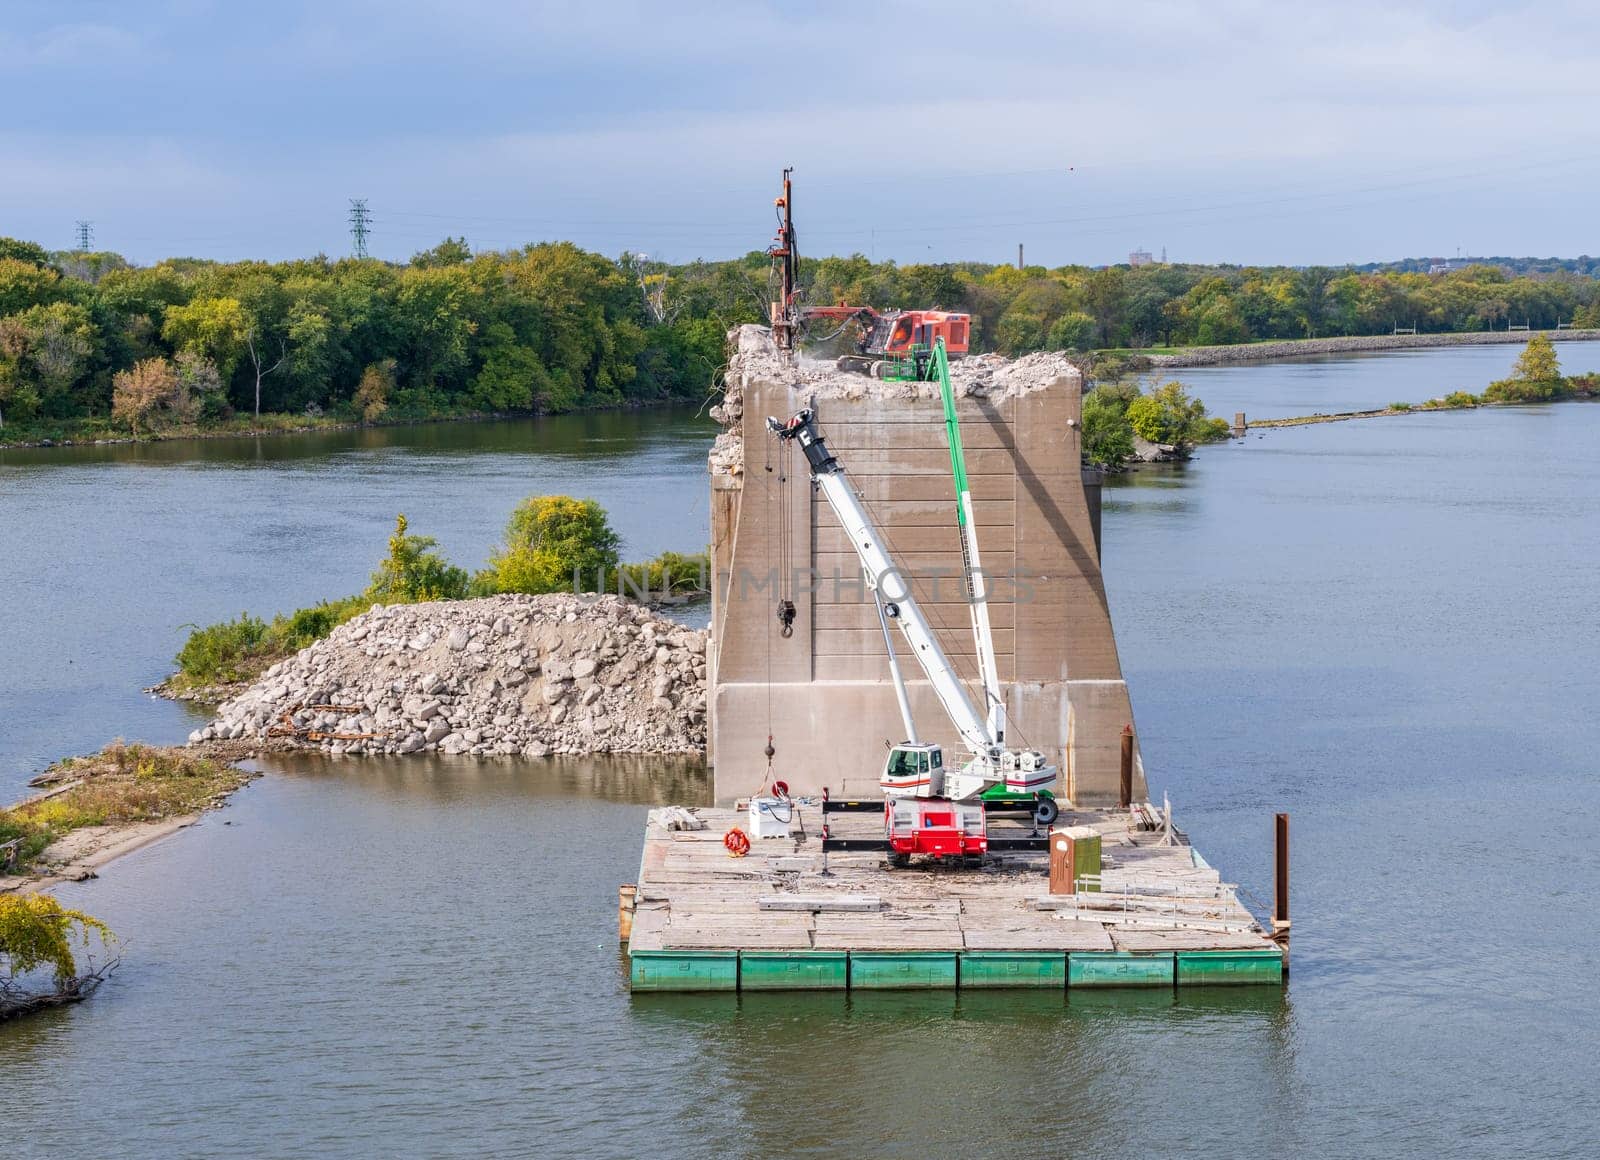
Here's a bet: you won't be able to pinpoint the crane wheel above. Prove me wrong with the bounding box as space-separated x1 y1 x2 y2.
723 827 751 858
1033 797 1060 827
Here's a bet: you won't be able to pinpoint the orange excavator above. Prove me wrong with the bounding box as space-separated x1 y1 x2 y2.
767 169 971 376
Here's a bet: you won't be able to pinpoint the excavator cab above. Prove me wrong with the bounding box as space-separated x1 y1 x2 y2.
860 311 971 358
880 742 944 799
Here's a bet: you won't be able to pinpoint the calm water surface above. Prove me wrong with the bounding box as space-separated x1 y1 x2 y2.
3 362 1597 1158
1175 338 1600 419
0 410 716 799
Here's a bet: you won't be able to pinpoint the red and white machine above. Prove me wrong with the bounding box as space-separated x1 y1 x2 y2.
768 409 1056 865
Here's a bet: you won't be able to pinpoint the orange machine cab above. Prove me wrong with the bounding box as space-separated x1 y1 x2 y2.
869 310 970 358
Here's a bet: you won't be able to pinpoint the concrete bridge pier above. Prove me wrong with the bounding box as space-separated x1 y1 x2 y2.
706 329 1146 808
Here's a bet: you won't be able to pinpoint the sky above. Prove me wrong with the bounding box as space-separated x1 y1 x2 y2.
2 0 1597 268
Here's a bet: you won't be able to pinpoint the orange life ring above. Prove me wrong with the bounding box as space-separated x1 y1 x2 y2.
724 827 751 857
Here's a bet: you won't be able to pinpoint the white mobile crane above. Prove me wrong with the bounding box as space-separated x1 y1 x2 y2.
767 404 1058 863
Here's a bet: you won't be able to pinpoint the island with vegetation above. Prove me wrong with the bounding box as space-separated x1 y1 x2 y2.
165 495 706 699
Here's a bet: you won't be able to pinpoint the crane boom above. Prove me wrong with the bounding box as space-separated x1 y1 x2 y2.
768 410 998 763
929 338 1006 743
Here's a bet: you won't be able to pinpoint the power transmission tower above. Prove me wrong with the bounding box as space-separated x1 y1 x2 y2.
74 221 94 252
348 199 372 258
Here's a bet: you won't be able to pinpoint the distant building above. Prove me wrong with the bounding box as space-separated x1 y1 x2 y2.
1128 249 1154 267
1428 260 1462 275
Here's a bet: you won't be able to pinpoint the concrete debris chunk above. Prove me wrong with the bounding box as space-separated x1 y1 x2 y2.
650 806 707 831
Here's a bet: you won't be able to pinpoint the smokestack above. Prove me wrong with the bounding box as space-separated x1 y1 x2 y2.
1017 243 1024 271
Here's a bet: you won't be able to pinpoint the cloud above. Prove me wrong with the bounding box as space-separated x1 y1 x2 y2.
2 1 1598 264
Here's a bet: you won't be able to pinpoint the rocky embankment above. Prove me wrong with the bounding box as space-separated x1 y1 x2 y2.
1145 328 1600 368
191 594 708 757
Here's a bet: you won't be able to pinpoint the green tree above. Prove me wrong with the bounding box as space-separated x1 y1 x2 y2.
1125 381 1219 450
0 893 115 1008
994 311 1046 355
0 237 51 267
476 496 621 595
161 296 250 387
365 514 469 602
411 237 472 268
1047 311 1096 351
1080 386 1135 466
1292 267 1335 337
0 303 97 418
393 264 479 397
1484 334 1564 402
1086 267 1129 346
470 321 543 411
1512 333 1560 382
0 258 67 315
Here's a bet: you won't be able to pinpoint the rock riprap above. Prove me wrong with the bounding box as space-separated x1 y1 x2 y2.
191 594 707 757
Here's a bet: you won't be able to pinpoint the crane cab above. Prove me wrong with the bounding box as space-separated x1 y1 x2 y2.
880 743 945 799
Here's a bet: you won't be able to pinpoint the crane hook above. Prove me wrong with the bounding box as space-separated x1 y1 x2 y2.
777 599 796 638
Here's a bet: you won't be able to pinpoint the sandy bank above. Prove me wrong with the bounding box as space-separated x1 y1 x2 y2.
1 741 262 894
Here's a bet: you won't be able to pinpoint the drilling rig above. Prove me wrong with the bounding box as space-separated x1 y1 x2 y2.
767 168 972 377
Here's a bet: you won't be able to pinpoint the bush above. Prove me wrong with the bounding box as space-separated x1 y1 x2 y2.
0 894 113 986
476 496 621 595
1442 391 1480 408
1390 401 1413 412
1483 376 1564 403
613 551 709 600
111 357 179 435
282 595 370 646
1125 381 1216 449
365 514 469 602
1485 335 1566 402
174 613 275 685
174 517 463 688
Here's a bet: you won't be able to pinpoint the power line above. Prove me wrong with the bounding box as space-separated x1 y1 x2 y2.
348 198 372 258
74 220 93 252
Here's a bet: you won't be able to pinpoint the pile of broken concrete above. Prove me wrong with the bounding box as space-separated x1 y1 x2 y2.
708 324 1080 481
190 593 707 758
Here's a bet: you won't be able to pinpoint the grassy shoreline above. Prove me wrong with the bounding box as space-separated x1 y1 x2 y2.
0 395 692 452
1 743 259 890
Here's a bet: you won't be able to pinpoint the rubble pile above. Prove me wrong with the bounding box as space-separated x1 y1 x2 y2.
191 594 707 757
709 325 1079 480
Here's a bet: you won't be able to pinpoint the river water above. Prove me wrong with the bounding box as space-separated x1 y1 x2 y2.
3 350 1598 1158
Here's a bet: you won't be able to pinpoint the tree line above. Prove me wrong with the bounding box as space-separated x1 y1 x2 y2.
4 231 1600 434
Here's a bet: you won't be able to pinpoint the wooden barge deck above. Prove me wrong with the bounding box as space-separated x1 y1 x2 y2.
626 803 1285 991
